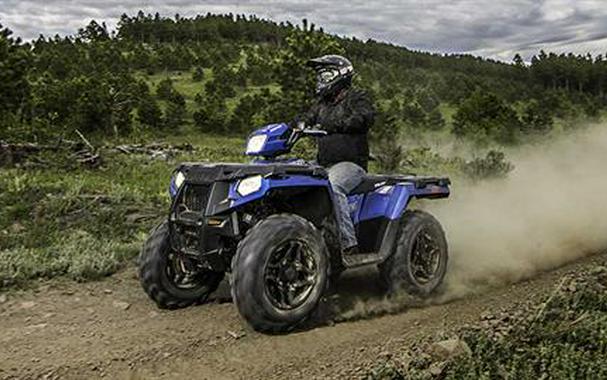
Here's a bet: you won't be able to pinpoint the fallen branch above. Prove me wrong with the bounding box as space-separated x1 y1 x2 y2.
110 142 194 160
531 276 567 326
0 141 63 166
75 129 96 152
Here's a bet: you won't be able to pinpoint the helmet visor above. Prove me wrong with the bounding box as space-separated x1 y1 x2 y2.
317 68 340 85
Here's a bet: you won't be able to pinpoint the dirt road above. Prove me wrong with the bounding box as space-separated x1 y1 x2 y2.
1 254 603 380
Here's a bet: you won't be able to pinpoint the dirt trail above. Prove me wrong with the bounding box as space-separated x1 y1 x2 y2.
1 253 603 380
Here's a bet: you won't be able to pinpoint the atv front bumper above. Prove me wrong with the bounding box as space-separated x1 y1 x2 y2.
169 181 239 272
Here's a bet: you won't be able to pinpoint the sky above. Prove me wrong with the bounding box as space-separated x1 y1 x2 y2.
1 0 606 61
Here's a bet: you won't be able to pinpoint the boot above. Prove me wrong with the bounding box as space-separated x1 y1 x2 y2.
343 245 359 255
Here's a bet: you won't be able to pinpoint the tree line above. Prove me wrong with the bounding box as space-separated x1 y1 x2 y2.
0 13 605 148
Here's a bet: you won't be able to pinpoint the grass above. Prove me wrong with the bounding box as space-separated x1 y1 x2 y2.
1 232 141 285
139 68 278 120
438 103 457 124
0 133 246 289
446 267 607 379
367 264 607 379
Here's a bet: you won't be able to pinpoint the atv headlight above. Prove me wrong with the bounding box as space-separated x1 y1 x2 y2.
237 175 263 196
174 171 186 189
246 134 267 154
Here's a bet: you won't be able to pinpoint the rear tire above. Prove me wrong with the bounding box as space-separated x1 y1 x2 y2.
379 210 448 297
231 214 329 333
139 222 224 309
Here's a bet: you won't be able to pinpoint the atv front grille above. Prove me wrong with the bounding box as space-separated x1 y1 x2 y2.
181 184 211 213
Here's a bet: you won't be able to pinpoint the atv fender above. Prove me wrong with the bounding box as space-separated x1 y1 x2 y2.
356 182 448 223
205 175 335 228
228 175 331 210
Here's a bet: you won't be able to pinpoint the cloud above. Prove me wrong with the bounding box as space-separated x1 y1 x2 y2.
1 0 606 61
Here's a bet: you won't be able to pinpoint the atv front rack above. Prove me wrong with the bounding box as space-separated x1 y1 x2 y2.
177 163 328 184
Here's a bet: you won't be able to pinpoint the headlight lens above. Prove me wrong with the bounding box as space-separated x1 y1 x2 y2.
237 175 263 196
174 171 186 189
246 134 267 154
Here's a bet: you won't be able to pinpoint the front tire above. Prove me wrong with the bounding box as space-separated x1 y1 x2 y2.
139 222 224 309
231 214 330 333
379 210 448 297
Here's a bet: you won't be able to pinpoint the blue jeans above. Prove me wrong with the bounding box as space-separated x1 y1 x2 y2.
328 162 365 250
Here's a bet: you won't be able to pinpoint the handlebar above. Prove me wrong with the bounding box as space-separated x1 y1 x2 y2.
286 122 327 147
301 129 327 137
293 122 327 136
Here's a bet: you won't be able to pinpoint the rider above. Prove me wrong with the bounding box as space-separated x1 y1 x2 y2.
302 55 375 255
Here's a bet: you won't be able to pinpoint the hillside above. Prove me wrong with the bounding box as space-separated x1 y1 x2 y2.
2 12 606 148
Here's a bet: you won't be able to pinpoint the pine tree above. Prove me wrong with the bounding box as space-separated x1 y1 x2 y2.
193 92 226 133
521 99 553 134
192 66 205 82
0 24 30 127
229 94 264 132
137 96 163 129
193 92 204 105
77 20 110 42
426 108 446 130
162 90 187 129
156 77 175 100
453 90 521 145
372 99 403 172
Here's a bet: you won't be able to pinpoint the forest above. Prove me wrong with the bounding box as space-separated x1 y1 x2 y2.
1 12 605 154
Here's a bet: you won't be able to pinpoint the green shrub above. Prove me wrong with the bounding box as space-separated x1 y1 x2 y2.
453 90 522 145
461 150 514 180
156 77 175 100
192 66 205 82
0 230 141 287
367 265 607 380
449 268 607 379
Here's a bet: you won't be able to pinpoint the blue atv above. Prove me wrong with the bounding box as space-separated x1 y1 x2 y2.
139 123 451 333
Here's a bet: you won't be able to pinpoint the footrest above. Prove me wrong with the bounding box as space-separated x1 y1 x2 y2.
342 253 382 268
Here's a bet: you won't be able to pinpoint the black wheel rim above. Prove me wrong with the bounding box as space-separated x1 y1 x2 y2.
166 252 213 291
409 228 441 285
264 240 319 310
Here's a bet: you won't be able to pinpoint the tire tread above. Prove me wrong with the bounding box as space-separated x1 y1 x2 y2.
231 214 329 333
139 221 223 310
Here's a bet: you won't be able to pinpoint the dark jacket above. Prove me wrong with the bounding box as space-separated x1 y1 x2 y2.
304 88 375 170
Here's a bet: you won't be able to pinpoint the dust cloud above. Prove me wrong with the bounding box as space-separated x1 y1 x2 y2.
334 124 607 321
430 123 607 299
